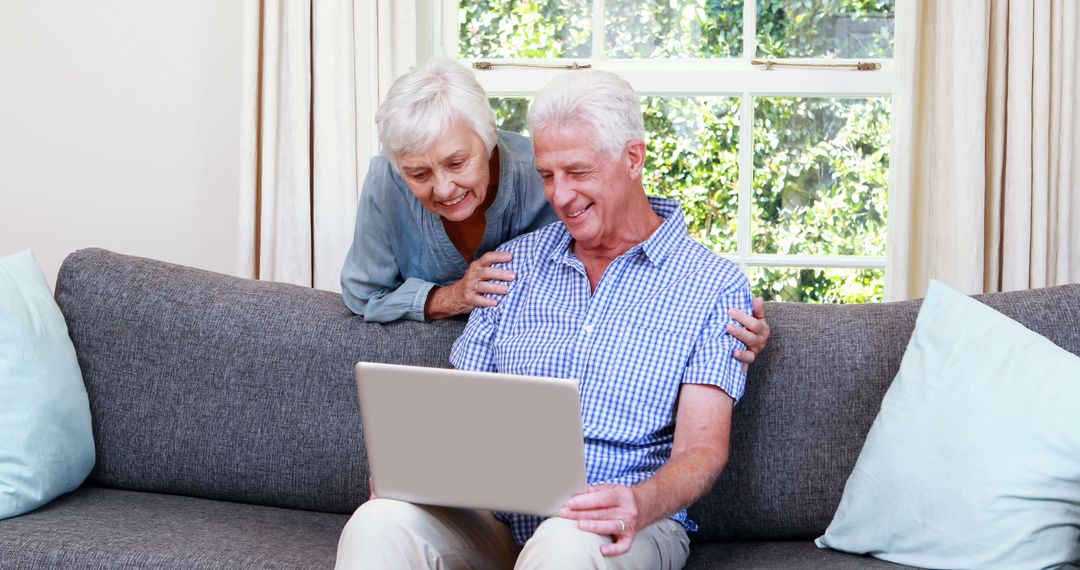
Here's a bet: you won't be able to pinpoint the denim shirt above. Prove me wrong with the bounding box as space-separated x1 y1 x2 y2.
341 131 558 322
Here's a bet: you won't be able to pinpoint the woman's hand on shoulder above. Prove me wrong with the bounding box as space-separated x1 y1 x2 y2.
727 296 770 370
424 251 516 319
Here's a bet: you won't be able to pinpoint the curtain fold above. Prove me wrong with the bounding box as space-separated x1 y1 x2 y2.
259 0 312 287
312 1 364 292
886 0 1080 301
239 0 379 291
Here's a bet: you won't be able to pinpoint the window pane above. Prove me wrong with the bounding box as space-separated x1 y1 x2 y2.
490 97 531 134
756 0 894 58
643 96 740 254
489 95 741 253
748 266 884 303
459 1 592 59
752 97 890 256
606 0 743 59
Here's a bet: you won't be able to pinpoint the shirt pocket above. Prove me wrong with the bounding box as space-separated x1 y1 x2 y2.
580 323 695 444
493 292 581 379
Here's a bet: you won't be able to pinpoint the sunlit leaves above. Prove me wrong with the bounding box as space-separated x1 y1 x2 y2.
752 97 890 261
607 0 743 58
642 96 741 253
756 0 894 58
460 1 592 58
749 267 885 302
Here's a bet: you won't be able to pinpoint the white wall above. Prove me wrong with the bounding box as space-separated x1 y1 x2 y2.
0 0 243 289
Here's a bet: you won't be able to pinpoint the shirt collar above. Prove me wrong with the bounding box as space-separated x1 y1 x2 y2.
639 196 685 265
547 196 687 266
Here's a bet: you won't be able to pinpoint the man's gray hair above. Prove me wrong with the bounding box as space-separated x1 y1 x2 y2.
527 70 644 159
375 58 498 172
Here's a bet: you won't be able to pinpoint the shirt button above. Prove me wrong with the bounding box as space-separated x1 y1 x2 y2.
583 324 595 334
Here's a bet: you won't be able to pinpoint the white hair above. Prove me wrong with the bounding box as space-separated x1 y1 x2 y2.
526 70 644 159
375 58 498 172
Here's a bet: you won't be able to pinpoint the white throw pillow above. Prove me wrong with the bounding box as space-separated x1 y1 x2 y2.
816 280 1080 568
0 250 95 519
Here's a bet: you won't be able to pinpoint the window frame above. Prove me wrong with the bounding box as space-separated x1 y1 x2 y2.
430 0 894 280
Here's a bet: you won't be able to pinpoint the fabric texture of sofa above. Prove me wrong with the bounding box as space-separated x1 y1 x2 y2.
1 248 1077 569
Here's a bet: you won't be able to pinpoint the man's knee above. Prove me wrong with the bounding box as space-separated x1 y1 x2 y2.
336 499 432 569
340 498 423 543
516 517 609 569
337 499 520 570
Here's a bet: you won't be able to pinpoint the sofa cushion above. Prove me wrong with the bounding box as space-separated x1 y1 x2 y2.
688 283 1080 541
816 280 1080 568
0 486 349 569
685 541 921 569
0 250 95 519
54 248 467 514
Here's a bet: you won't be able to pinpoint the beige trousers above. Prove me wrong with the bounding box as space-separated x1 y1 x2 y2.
335 499 690 570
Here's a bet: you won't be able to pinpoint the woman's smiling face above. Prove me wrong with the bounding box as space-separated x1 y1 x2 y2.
397 123 493 222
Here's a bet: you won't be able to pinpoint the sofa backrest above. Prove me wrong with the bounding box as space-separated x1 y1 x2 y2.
56 249 1080 541
56 248 464 514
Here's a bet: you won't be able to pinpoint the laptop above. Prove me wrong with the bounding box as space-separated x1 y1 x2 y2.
355 362 588 517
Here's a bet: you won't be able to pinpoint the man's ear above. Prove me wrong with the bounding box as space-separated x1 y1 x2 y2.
625 140 646 179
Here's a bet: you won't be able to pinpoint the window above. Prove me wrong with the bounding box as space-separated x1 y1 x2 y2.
435 0 894 303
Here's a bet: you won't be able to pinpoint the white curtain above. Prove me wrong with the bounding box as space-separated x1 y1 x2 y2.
886 0 1080 301
238 0 385 291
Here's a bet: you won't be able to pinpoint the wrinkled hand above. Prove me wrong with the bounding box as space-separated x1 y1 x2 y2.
559 484 641 557
448 251 515 312
427 251 516 319
727 296 771 371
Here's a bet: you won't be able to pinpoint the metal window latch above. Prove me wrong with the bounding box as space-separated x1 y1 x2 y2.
751 59 881 71
472 61 593 71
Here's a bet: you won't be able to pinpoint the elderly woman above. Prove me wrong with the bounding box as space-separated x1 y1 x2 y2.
341 58 556 323
340 59 769 361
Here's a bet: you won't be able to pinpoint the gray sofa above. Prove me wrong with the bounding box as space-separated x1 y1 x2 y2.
1 248 1077 569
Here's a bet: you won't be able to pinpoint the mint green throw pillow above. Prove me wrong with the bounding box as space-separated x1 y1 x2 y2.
0 250 95 519
816 280 1080 568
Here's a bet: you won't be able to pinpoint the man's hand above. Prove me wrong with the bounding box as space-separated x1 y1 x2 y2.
559 484 642 557
727 296 771 370
425 251 515 319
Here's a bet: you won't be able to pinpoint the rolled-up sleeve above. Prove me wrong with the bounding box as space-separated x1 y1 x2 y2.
340 163 436 323
682 277 753 402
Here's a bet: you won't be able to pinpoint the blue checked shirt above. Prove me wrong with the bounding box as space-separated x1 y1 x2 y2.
449 196 753 545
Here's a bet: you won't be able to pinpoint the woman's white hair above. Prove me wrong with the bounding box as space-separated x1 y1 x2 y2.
526 70 644 159
375 58 497 172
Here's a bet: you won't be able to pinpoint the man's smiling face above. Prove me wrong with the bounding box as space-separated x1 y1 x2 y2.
533 122 639 249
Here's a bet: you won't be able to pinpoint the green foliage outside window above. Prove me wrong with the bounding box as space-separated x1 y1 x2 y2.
466 1 893 304
750 266 885 303
460 1 592 58
757 0 894 59
605 0 744 58
753 97 889 258
642 97 741 254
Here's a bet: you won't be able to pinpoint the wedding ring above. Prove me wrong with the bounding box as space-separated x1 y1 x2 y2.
617 519 627 533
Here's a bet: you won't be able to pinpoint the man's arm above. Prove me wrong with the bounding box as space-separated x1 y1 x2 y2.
560 383 734 556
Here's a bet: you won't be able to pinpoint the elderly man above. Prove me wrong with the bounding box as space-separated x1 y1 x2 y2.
336 70 753 570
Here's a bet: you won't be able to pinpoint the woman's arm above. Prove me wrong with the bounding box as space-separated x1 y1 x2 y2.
341 164 436 323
